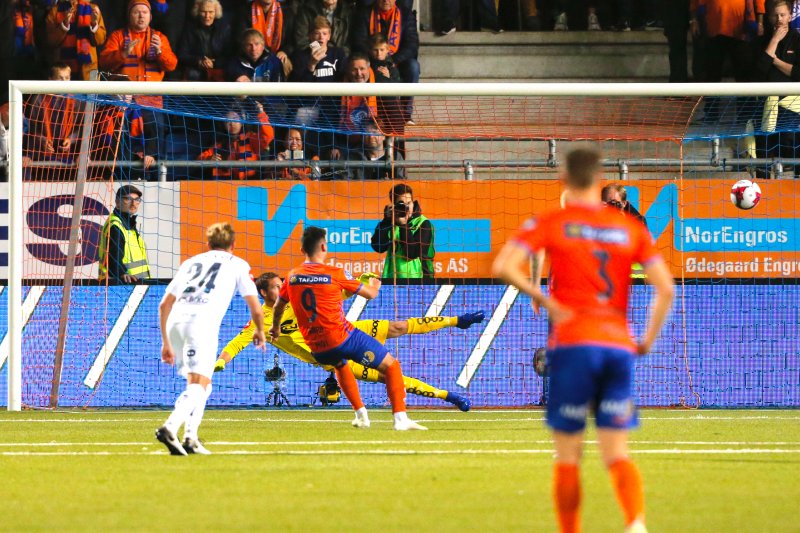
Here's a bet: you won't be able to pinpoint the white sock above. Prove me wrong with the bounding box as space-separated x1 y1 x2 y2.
164 383 205 434
355 406 369 421
184 384 212 441
393 411 409 424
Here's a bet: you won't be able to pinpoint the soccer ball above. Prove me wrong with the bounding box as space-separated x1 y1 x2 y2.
730 180 762 210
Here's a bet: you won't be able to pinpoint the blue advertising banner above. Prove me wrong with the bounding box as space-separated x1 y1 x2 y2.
1 285 797 408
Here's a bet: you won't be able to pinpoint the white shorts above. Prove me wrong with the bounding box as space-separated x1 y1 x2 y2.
167 320 219 379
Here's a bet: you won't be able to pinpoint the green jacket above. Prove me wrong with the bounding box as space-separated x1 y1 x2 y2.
371 213 435 279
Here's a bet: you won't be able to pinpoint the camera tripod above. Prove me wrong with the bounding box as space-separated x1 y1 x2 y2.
264 352 290 406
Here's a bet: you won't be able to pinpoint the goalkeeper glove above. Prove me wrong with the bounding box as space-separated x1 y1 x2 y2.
213 358 227 372
358 272 379 284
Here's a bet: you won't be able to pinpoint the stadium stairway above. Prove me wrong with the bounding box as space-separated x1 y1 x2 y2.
418 30 670 83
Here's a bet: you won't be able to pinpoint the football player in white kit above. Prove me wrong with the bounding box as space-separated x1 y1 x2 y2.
156 222 266 455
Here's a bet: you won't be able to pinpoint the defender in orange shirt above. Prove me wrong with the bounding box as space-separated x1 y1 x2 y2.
493 146 674 533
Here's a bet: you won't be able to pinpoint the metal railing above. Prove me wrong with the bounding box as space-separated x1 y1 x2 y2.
3 132 797 179
4 155 796 180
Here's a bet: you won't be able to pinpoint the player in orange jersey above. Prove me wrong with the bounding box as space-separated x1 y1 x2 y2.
271 225 426 430
492 146 674 533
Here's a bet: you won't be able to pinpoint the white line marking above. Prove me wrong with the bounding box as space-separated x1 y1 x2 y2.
457 285 519 387
0 285 46 369
3 448 800 457
2 415 800 423
0 416 545 424
345 295 368 322
83 285 149 389
630 449 800 454
424 285 454 317
3 439 799 447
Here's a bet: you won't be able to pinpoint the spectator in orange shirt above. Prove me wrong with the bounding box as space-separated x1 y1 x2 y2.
198 99 275 180
99 0 178 89
44 0 107 81
100 0 178 178
25 62 79 180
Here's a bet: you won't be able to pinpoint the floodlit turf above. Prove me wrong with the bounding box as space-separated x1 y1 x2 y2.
0 409 797 532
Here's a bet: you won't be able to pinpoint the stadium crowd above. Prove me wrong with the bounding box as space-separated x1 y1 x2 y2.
0 0 798 180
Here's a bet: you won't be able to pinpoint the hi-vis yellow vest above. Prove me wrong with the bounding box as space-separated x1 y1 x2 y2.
98 213 150 281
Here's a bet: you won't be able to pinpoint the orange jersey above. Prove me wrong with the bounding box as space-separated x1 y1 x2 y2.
691 0 765 39
514 204 660 350
278 262 363 353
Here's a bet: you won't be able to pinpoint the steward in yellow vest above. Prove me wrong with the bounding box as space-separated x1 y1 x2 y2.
98 184 150 283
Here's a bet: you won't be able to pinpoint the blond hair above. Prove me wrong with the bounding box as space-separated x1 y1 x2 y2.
192 0 223 19
207 222 235 250
311 15 332 33
772 0 792 11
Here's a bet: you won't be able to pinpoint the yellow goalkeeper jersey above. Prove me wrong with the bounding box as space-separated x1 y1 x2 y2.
222 303 318 366
222 302 391 369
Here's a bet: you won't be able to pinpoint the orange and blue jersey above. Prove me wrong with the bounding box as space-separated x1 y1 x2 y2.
513 203 660 351
278 262 363 353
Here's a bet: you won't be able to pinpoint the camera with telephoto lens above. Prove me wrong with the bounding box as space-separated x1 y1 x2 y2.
607 199 624 210
393 201 411 221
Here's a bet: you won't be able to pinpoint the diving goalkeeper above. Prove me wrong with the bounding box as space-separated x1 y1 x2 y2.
215 271 484 413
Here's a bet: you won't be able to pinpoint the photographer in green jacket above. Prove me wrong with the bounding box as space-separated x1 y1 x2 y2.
371 183 435 280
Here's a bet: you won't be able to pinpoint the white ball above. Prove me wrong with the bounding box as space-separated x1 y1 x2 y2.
730 180 762 210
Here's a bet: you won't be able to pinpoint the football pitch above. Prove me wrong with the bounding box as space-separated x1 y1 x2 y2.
1 409 797 532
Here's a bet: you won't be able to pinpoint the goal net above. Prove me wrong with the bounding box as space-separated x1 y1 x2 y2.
3 81 799 410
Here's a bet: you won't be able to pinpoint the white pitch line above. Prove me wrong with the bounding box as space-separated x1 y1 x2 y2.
630 449 800 454
83 285 149 389
0 285 46 369
2 415 800 423
424 285 454 317
457 285 519 388
3 448 800 457
3 439 799 448
345 295 368 322
0 417 547 424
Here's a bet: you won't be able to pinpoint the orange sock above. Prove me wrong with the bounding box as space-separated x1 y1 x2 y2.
383 361 407 414
553 462 581 533
608 458 645 526
334 365 364 410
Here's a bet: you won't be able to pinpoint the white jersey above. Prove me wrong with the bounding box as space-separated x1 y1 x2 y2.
164 249 257 337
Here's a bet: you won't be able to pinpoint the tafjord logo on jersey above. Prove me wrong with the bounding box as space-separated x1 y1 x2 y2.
236 185 492 255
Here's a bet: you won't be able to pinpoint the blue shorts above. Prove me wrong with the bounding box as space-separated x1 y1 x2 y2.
546 345 639 433
313 328 391 369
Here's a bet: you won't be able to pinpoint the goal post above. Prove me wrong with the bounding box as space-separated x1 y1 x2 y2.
6 81 800 411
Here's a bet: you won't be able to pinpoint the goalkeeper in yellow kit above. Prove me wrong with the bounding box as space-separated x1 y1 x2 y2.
215 272 484 412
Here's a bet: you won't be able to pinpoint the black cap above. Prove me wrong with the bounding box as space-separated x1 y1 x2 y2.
116 184 143 200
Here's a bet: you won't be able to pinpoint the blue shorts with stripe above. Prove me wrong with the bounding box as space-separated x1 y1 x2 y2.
312 328 391 369
546 344 639 433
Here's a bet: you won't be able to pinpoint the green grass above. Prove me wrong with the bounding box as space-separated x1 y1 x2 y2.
0 409 797 532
